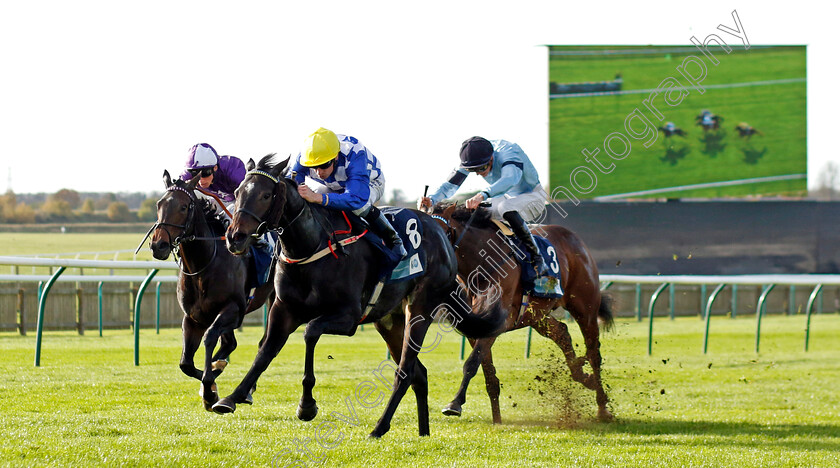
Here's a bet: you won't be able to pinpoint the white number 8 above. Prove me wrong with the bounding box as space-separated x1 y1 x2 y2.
405 218 422 249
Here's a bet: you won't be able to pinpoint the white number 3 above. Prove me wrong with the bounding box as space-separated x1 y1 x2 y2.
546 246 560 274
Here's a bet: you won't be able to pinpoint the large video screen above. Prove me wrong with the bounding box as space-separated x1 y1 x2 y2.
548 45 806 200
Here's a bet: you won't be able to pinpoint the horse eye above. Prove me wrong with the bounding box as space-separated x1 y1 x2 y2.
262 193 271 200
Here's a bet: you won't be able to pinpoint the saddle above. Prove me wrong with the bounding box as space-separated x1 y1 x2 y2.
491 219 564 299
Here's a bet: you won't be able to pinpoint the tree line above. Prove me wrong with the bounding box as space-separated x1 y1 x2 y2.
0 189 161 224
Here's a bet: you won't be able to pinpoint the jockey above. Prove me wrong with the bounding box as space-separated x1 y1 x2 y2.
289 127 407 260
180 143 274 284
419 136 548 276
180 143 246 213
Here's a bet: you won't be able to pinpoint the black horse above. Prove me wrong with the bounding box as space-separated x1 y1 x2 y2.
695 110 723 132
150 172 275 410
214 155 505 438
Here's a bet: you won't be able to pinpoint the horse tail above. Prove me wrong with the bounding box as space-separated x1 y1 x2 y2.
442 285 507 339
598 292 616 333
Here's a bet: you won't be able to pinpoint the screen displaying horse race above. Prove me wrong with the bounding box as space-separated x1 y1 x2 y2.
548 45 807 200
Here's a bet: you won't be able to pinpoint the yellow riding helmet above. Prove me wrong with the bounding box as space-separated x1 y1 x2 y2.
301 127 340 167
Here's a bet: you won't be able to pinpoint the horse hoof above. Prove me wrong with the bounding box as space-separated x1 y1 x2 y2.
212 360 228 372
598 408 615 422
441 403 462 417
212 398 236 414
243 393 254 405
297 402 318 421
369 425 389 438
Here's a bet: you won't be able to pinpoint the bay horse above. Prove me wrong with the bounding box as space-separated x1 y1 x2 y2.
149 171 275 410
735 122 764 139
429 203 615 422
215 155 505 438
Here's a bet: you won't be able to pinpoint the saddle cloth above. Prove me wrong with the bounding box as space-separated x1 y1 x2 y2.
494 220 564 299
363 207 426 284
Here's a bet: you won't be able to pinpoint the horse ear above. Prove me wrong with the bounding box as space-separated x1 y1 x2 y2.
272 155 291 176
442 204 457 219
163 170 172 188
185 174 200 190
246 158 256 172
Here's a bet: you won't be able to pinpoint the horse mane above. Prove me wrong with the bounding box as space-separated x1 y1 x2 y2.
435 202 496 229
198 200 229 236
170 178 228 236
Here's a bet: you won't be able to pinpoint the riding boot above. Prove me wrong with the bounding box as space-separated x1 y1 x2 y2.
503 211 548 276
363 206 408 259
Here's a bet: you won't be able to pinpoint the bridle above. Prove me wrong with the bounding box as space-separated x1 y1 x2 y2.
235 169 306 238
151 185 220 276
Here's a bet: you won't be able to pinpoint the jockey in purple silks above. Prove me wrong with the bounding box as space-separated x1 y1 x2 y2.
180 143 274 284
180 143 246 206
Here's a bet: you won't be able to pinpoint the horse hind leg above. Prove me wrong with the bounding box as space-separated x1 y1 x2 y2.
568 304 613 422
529 312 589 384
374 314 430 436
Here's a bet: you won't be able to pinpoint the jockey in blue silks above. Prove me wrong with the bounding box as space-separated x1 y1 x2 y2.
289 127 407 260
419 136 549 276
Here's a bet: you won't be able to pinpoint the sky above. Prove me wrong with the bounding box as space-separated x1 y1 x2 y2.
1 1 836 199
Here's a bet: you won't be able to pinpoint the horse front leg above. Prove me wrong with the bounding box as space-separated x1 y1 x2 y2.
478 340 502 424
200 303 242 411
296 312 360 421
442 337 496 419
212 299 300 414
210 331 238 373
297 331 321 421
179 315 204 381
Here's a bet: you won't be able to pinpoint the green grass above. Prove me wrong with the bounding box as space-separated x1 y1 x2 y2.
2 315 839 467
548 46 807 199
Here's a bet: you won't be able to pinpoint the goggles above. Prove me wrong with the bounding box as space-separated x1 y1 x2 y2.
467 163 490 173
189 167 215 178
313 159 335 170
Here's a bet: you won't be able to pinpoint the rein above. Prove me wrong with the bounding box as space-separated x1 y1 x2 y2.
238 169 361 265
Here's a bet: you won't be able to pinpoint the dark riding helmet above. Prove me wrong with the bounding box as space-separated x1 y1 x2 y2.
459 136 494 169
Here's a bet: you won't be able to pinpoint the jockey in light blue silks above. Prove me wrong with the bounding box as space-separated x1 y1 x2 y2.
180 143 274 283
420 136 549 275
289 127 407 260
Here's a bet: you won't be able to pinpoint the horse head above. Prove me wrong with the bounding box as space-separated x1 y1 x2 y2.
227 154 290 255
150 170 201 260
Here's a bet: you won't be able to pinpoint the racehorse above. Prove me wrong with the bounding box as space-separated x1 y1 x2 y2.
659 122 688 138
735 122 764 139
149 171 275 410
695 110 723 132
428 203 615 422
215 155 506 438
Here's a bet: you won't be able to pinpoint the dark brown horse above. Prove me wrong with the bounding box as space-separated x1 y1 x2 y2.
149 171 274 410
429 203 615 422
214 155 505 438
735 122 764 139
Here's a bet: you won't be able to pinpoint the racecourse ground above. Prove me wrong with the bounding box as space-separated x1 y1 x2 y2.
2 315 838 467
